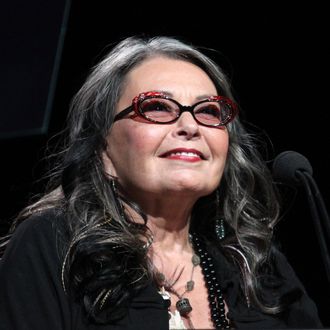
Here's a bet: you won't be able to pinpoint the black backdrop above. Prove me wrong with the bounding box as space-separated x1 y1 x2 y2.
1 1 329 326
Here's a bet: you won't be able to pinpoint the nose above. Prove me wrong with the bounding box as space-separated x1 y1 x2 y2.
172 111 201 140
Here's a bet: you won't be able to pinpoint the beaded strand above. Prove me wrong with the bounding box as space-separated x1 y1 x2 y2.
191 233 230 329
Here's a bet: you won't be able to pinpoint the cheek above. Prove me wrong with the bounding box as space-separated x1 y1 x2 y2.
209 132 230 173
211 131 229 158
104 124 163 174
122 126 162 155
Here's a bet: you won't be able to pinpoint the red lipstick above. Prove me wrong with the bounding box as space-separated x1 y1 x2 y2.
160 148 205 162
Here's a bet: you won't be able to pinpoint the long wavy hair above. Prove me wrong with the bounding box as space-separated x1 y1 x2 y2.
2 36 282 322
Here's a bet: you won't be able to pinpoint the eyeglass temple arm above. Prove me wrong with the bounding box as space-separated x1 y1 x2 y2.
113 106 133 122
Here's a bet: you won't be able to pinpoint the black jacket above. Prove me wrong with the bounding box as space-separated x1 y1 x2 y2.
0 211 323 329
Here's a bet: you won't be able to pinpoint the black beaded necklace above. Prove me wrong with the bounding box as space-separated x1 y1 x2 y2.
190 233 231 329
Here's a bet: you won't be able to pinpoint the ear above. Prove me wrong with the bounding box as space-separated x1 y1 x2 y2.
102 149 117 177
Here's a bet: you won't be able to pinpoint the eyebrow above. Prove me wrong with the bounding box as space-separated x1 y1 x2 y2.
151 90 214 101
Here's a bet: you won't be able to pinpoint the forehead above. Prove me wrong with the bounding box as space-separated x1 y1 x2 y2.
123 56 217 97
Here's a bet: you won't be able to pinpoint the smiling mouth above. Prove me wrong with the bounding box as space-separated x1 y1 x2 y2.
160 149 206 161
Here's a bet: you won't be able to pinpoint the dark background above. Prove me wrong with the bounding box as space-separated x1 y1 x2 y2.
1 1 329 326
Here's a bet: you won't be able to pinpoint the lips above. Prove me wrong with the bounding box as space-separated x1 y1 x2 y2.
159 148 206 160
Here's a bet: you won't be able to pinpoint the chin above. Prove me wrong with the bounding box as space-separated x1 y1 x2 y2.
166 179 216 196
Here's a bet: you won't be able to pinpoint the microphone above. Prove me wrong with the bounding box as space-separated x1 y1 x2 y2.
272 150 330 284
272 150 313 186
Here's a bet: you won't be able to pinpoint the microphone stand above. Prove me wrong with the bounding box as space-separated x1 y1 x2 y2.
296 170 330 284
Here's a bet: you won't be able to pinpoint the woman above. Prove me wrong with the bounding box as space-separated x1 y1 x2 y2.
0 36 323 329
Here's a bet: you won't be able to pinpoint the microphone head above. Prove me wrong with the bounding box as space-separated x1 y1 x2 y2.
272 150 313 186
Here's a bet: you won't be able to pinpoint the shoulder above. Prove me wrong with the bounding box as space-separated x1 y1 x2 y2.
1 208 66 264
13 207 63 233
266 245 310 289
261 245 323 327
207 241 323 327
0 208 75 329
13 208 64 238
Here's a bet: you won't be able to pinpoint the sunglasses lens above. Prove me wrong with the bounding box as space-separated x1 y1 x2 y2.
139 98 178 122
194 101 234 126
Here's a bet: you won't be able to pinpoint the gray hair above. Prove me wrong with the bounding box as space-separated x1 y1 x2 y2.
6 36 281 321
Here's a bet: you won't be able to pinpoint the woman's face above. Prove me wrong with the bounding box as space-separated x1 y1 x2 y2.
103 57 230 206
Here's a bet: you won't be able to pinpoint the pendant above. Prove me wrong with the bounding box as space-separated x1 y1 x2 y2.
186 280 194 291
176 297 192 316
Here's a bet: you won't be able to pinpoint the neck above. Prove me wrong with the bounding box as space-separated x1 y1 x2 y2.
148 215 192 254
124 193 196 253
